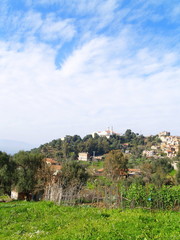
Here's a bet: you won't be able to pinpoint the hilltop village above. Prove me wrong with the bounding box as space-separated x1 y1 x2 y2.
1 129 180 207
143 131 180 159
30 128 180 181
34 129 180 162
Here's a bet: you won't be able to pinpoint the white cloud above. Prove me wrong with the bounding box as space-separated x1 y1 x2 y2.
0 9 76 44
28 0 119 33
40 14 76 41
0 0 180 146
171 3 180 21
59 34 180 127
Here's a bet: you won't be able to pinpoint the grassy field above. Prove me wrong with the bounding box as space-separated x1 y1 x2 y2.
0 201 179 240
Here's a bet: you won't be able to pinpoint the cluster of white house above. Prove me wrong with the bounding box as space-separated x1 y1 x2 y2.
83 129 180 160
159 131 180 158
143 131 180 159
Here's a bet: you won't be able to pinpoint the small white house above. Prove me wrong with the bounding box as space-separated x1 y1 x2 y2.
11 190 27 200
78 152 89 161
11 190 19 200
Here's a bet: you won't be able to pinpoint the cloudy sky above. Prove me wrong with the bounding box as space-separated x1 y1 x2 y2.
0 0 180 148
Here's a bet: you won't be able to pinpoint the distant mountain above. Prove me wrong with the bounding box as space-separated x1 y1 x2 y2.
0 139 35 155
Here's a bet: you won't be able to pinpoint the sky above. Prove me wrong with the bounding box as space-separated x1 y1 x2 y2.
0 0 180 149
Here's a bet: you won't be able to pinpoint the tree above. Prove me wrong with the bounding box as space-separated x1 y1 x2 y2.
61 141 70 160
175 162 180 184
104 150 128 180
124 129 136 142
151 158 173 174
0 151 14 194
97 137 110 155
13 151 45 198
151 167 167 187
85 138 98 156
140 158 173 187
57 161 89 202
83 134 93 141
175 146 180 161
58 161 89 190
140 162 153 184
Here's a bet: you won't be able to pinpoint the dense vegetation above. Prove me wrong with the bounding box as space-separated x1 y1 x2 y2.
31 129 157 160
0 129 180 210
0 151 45 197
78 151 179 210
0 201 179 240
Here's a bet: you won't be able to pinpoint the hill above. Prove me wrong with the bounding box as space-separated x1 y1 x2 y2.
31 129 161 161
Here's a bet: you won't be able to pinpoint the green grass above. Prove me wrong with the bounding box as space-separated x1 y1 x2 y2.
0 201 179 240
0 195 12 202
169 169 177 176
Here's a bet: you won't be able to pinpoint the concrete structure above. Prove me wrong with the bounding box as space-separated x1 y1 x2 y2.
151 146 160 150
92 128 120 139
11 190 29 200
158 131 170 137
11 190 20 200
142 150 156 158
78 152 89 161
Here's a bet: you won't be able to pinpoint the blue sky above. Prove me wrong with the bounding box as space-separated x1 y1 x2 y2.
0 0 180 147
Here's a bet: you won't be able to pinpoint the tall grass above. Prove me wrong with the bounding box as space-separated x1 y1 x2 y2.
0 201 179 240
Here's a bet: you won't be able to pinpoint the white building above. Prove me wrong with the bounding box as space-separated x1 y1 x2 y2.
142 150 156 157
78 152 89 161
92 128 119 139
158 131 170 137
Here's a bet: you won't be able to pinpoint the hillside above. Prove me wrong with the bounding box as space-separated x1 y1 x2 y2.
31 129 161 161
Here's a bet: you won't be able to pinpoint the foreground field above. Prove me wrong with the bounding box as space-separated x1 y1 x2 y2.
0 201 179 240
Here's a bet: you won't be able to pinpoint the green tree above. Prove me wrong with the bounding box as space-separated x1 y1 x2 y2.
13 151 45 198
104 150 128 180
85 138 98 156
61 141 70 160
175 162 180 184
97 137 110 155
83 134 93 141
140 158 173 187
0 151 14 194
58 161 89 192
124 129 136 142
176 146 180 157
152 158 173 174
